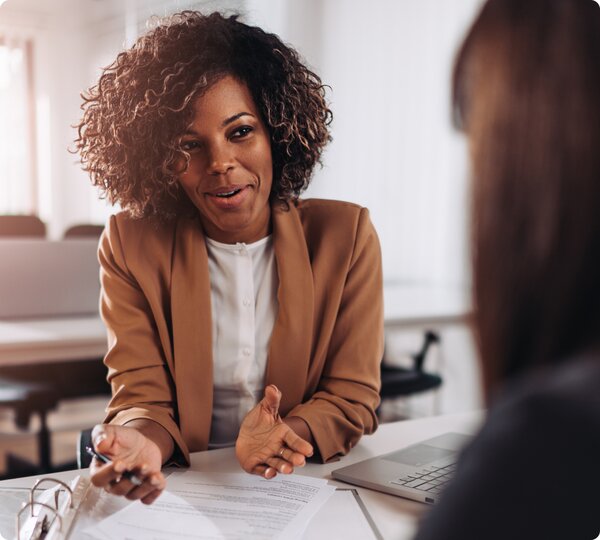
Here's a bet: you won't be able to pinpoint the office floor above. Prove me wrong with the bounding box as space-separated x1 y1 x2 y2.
0 324 481 476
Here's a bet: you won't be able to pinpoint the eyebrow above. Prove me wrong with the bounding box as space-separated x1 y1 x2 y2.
222 111 254 127
183 112 255 136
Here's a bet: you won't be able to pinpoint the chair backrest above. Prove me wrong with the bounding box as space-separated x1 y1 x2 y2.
63 224 104 239
77 428 94 469
0 215 46 237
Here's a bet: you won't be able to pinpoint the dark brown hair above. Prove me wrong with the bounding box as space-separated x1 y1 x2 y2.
74 11 332 219
453 0 600 399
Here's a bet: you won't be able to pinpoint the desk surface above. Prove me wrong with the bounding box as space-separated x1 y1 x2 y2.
0 410 483 540
0 283 470 367
383 282 471 327
0 315 107 366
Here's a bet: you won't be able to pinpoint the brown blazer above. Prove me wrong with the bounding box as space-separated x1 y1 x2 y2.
99 198 383 465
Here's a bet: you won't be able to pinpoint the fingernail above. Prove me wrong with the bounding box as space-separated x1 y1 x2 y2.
94 433 106 445
150 476 161 487
114 461 125 473
265 467 274 478
140 464 149 475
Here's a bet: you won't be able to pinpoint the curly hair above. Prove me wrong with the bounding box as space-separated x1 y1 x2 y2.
74 11 332 219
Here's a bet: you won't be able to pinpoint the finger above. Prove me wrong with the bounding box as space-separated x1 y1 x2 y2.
261 385 281 418
279 446 306 467
264 456 293 474
283 430 313 459
90 460 123 488
91 424 116 454
125 478 162 501
141 488 164 505
107 476 136 497
252 464 277 479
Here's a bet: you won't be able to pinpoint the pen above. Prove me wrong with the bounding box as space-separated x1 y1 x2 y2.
85 446 144 486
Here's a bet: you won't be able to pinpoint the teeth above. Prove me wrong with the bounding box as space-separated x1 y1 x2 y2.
215 189 241 198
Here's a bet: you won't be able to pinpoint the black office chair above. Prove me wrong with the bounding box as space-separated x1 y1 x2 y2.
378 330 442 417
0 215 46 237
77 427 94 469
0 360 111 478
0 378 60 479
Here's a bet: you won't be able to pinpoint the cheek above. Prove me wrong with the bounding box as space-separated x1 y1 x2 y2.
178 176 198 201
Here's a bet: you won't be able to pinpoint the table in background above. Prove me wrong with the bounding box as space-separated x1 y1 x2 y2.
0 283 469 367
383 282 471 329
0 410 483 540
0 316 106 367
0 315 109 406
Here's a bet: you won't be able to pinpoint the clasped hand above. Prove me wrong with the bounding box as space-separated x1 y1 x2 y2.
89 424 166 504
235 385 314 479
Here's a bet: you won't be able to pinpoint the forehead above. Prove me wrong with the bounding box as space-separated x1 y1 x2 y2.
191 75 259 119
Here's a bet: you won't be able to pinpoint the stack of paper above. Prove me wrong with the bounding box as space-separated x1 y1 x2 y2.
85 471 336 540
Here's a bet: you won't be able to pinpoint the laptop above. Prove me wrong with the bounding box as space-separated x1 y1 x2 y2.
332 432 472 504
0 239 101 319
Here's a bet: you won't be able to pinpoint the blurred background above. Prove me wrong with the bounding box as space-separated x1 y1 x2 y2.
0 0 483 478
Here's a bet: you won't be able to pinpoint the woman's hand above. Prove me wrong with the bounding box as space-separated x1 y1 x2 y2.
235 385 314 479
89 424 166 504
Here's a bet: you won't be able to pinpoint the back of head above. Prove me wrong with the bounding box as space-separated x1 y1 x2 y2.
453 0 600 398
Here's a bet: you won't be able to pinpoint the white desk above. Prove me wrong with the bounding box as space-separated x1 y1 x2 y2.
0 283 469 367
383 283 471 328
0 316 107 367
0 411 483 540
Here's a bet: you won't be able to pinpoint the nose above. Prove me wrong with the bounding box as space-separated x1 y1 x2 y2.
206 143 234 176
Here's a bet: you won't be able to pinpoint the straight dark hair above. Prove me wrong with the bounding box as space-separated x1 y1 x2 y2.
453 0 600 400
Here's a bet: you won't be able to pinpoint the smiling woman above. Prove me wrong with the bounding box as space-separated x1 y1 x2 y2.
74 11 383 506
176 76 273 244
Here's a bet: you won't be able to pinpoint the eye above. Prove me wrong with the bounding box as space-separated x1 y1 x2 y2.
181 140 201 152
230 125 253 140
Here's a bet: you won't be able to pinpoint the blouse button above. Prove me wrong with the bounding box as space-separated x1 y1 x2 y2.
242 348 251 357
243 298 251 307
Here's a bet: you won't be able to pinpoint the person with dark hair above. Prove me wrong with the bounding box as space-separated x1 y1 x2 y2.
414 0 600 538
75 11 383 505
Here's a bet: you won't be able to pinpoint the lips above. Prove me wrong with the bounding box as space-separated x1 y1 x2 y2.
204 184 252 209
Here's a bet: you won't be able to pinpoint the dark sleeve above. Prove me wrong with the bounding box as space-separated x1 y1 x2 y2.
414 389 600 540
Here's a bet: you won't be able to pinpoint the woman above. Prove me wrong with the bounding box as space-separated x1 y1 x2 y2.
415 0 600 538
75 12 383 504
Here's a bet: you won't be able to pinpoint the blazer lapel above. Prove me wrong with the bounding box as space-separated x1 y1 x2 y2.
268 203 315 415
171 217 213 451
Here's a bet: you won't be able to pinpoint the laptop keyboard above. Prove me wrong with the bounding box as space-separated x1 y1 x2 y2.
390 462 457 495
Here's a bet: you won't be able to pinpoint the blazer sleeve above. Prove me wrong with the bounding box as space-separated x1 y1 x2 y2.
99 216 190 466
287 208 384 462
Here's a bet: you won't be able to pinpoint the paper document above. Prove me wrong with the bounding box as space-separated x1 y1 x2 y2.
0 487 29 540
85 471 335 540
304 489 383 540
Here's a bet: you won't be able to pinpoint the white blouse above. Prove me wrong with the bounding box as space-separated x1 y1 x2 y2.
205 235 278 448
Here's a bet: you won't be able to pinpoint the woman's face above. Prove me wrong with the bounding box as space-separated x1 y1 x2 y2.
178 75 273 244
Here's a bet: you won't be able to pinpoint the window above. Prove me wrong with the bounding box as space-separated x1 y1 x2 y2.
0 35 37 214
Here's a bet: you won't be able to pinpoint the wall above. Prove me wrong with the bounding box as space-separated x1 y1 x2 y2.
3 0 484 285
244 0 484 286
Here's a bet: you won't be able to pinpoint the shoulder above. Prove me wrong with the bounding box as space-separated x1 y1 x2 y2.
294 198 366 224
291 198 378 244
416 355 600 540
492 353 600 423
100 211 180 266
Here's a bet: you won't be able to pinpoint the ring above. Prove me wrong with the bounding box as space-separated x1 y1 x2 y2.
278 447 286 457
